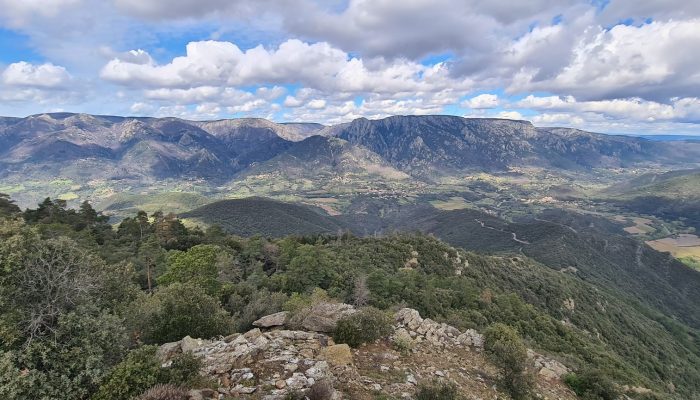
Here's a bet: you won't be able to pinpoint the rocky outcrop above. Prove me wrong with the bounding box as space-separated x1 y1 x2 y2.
157 328 342 399
156 307 575 399
253 311 289 328
394 308 484 350
301 302 356 333
528 349 571 380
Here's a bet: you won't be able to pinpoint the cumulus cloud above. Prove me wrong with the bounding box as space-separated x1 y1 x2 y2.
508 19 700 101
101 39 471 95
463 94 500 109
1 62 72 88
0 61 84 115
112 0 286 20
516 95 700 123
0 0 81 27
97 38 474 122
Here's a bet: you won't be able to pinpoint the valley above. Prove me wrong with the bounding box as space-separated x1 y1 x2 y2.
2 113 700 399
2 113 698 268
4 2 700 399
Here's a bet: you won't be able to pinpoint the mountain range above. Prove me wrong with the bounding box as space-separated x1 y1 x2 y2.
3 112 700 399
2 113 700 188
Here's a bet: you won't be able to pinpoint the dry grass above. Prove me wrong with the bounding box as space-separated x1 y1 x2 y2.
646 234 700 269
614 216 655 235
431 197 470 211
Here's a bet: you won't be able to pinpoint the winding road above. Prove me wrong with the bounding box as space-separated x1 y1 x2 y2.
474 219 531 245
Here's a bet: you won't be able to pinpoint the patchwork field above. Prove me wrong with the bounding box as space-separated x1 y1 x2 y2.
614 215 656 235
430 196 470 210
647 234 700 270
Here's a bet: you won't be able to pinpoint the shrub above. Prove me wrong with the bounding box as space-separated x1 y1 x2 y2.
0 307 128 400
162 351 203 387
138 384 189 400
233 289 288 331
284 391 305 400
307 379 335 400
483 323 534 400
93 346 163 400
333 307 392 348
158 244 225 294
415 380 461 400
392 330 415 355
94 346 203 400
283 288 331 329
128 282 233 344
564 369 620 400
283 288 330 313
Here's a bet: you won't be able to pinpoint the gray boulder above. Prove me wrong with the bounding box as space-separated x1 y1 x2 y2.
253 311 289 328
302 302 356 332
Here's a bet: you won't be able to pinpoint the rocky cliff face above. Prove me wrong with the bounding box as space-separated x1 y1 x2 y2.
324 115 699 176
156 306 576 399
3 113 697 185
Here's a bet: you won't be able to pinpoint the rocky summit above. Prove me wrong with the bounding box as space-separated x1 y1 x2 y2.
156 306 575 400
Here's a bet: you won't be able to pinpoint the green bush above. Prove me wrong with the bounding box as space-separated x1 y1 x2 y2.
158 244 225 294
483 323 534 400
227 288 288 331
163 351 204 387
333 307 392 348
128 282 233 344
94 346 202 400
392 330 415 355
93 346 163 400
415 380 461 400
0 307 127 400
564 369 620 400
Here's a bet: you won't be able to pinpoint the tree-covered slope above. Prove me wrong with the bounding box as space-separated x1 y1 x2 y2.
180 197 347 237
599 169 700 232
1 197 699 398
392 207 700 330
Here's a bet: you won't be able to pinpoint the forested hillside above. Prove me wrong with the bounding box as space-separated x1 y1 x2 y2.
181 197 347 237
0 195 698 399
599 169 700 232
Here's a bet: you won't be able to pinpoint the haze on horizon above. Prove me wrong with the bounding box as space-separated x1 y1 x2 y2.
1 0 700 135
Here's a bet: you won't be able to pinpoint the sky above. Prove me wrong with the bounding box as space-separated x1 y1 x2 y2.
1 0 700 134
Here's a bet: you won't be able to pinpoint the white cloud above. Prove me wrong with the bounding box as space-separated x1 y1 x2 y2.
255 86 286 101
227 99 268 113
0 0 81 27
307 99 327 109
283 96 303 108
1 62 72 88
496 110 524 120
516 94 700 123
509 19 700 101
463 93 500 109
195 103 222 115
130 102 153 114
100 39 471 95
0 61 81 114
530 112 584 125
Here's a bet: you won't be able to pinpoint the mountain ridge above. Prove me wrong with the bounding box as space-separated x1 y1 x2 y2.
2 112 700 209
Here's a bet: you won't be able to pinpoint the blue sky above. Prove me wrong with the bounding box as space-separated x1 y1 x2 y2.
0 0 699 134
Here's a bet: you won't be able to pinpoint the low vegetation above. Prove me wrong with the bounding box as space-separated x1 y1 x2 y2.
0 196 698 399
564 369 620 400
333 307 393 347
484 323 534 400
415 380 462 400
